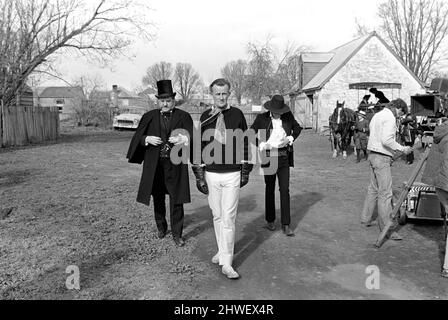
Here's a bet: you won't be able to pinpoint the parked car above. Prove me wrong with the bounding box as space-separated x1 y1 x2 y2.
113 108 145 131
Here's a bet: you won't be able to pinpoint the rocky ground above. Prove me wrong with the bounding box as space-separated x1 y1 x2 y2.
0 127 447 300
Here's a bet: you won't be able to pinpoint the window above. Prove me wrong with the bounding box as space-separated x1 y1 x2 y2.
55 99 65 105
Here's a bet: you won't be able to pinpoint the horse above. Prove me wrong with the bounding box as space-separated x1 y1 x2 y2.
329 101 357 159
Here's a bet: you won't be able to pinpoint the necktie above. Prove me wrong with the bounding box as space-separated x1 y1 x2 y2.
214 112 227 145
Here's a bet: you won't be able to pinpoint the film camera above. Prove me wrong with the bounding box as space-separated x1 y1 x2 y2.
410 78 448 145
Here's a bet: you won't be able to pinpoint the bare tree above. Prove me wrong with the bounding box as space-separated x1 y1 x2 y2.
246 36 276 105
142 61 173 91
274 43 312 95
354 18 371 37
70 74 112 127
245 36 311 103
72 74 106 99
378 0 448 82
0 0 155 107
221 59 247 105
174 63 202 101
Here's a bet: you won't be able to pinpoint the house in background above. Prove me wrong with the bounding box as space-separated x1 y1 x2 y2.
289 31 426 131
90 85 155 115
36 86 85 120
16 84 35 107
110 85 152 111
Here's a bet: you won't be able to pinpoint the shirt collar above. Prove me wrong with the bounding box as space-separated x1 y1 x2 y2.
160 107 175 114
211 105 230 115
270 112 282 120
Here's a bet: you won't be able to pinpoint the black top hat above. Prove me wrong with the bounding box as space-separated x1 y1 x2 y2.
263 95 290 114
156 80 176 99
362 94 371 101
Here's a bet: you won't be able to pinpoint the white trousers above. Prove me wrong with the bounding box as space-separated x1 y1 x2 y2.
205 171 241 266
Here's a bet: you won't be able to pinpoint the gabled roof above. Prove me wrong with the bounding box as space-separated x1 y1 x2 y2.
290 53 334 92
301 52 334 63
301 34 372 92
292 32 425 94
39 86 85 99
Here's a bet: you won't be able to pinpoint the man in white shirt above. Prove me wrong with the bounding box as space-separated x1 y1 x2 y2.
251 95 302 236
360 100 412 240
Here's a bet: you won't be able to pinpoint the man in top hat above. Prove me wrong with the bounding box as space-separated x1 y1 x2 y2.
127 80 193 247
250 95 302 236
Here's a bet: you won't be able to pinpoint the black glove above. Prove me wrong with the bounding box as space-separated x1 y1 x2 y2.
240 163 254 188
191 165 209 195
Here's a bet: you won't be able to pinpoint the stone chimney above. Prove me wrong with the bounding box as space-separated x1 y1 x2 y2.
111 85 119 108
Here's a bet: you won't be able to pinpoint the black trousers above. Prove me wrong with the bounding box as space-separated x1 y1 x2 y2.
152 159 184 238
264 156 291 226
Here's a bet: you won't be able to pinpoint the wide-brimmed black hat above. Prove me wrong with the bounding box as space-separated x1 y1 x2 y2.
263 95 290 114
156 80 176 99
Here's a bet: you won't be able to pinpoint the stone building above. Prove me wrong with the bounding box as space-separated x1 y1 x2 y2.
289 31 426 131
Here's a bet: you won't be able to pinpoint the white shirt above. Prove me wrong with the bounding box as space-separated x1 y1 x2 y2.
259 113 294 151
367 107 404 157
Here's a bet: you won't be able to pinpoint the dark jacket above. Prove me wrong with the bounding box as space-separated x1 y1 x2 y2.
400 114 417 143
422 122 448 191
198 106 249 173
250 111 302 167
126 108 193 206
353 117 370 140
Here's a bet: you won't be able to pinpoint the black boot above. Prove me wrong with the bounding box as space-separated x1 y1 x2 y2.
356 149 361 163
363 150 368 160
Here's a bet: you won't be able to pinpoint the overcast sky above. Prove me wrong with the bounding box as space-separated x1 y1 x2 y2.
45 0 384 91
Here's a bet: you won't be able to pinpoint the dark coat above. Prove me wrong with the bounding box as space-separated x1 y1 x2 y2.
353 117 370 141
126 108 193 206
250 111 302 167
422 122 448 191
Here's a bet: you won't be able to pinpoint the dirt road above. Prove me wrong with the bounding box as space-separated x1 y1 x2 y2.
0 128 446 299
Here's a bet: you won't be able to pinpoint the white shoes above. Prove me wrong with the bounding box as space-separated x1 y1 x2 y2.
222 265 240 279
212 253 240 279
343 151 347 159
332 150 338 158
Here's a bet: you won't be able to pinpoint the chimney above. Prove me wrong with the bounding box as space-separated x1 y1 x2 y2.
111 85 119 108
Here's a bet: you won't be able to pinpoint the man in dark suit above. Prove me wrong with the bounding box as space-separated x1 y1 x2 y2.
127 80 193 247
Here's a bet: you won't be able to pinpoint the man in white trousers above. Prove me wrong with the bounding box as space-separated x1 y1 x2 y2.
191 78 253 279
